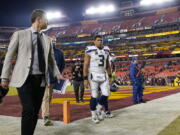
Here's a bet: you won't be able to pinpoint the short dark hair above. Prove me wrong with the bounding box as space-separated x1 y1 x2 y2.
31 9 46 24
94 35 102 40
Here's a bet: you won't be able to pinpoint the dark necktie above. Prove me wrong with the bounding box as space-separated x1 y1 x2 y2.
35 32 45 73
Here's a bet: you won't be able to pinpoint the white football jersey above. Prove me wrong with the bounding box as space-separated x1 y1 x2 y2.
85 45 110 74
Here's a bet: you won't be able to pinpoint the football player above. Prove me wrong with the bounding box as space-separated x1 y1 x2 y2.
83 35 113 123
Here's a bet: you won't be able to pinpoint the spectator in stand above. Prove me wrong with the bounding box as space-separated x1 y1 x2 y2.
174 74 180 86
170 76 175 87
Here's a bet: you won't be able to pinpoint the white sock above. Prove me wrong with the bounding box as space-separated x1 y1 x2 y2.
96 104 103 112
91 111 97 117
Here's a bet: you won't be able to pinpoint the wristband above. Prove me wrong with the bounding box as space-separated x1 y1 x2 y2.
84 76 88 80
108 74 112 78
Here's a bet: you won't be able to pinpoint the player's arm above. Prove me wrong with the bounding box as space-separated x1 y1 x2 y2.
83 53 90 77
83 46 91 88
83 53 90 88
106 55 112 82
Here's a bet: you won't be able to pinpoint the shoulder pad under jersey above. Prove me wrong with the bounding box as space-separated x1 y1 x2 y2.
85 46 97 53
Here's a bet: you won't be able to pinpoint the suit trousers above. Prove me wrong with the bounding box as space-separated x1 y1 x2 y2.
17 75 45 135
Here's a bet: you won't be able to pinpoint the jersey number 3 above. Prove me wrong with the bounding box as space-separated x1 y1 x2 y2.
98 55 105 67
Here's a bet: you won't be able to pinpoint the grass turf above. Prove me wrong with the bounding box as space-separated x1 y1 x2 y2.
158 116 180 135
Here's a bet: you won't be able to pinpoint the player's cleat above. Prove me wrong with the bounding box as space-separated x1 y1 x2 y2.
97 111 104 121
104 111 114 118
91 116 100 124
96 104 104 120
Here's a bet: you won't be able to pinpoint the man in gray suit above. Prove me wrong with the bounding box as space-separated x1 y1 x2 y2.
1 9 63 135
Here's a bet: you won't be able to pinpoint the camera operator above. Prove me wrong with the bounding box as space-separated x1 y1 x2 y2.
72 61 84 103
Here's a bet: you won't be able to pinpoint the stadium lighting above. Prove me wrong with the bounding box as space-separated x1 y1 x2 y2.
108 5 116 12
85 4 116 15
97 5 107 14
86 7 96 15
140 0 174 6
46 11 64 20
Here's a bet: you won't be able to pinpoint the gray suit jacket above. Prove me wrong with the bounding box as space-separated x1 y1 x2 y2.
1 28 60 87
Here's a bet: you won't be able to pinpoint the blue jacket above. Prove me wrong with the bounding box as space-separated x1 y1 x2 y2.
49 45 65 84
130 63 142 84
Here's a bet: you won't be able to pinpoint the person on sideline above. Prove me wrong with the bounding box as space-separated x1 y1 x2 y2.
1 9 63 135
41 36 65 126
130 57 146 104
72 61 84 103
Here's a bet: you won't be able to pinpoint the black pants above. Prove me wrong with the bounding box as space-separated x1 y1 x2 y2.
73 80 84 102
17 75 45 135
